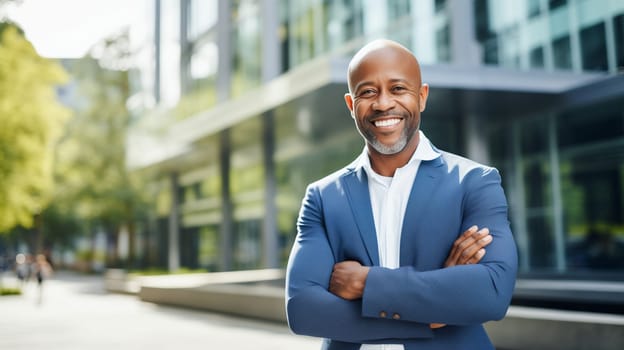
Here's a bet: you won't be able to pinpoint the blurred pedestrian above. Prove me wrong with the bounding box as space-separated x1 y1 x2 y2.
34 254 53 304
15 253 31 286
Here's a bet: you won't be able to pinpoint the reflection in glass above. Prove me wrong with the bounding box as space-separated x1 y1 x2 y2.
552 35 572 70
615 14 624 71
231 0 262 97
580 22 608 71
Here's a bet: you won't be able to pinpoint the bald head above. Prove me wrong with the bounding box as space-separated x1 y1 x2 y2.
347 40 423 94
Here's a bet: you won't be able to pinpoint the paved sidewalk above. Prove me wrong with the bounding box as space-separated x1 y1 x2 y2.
0 271 320 350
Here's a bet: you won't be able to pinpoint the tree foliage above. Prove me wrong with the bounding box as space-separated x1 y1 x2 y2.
49 30 148 265
0 22 70 233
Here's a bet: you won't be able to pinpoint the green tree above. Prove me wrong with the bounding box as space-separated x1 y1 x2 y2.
51 30 148 268
0 22 70 233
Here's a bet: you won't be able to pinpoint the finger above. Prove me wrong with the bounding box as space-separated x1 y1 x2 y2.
470 227 490 242
457 244 480 264
466 248 486 264
453 235 482 264
457 234 491 264
461 225 479 239
459 228 491 258
446 226 478 265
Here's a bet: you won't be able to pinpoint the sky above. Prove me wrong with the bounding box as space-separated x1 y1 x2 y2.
4 0 149 58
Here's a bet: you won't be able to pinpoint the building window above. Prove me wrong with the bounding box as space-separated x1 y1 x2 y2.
580 22 608 71
189 0 217 39
436 24 451 62
614 14 624 72
552 35 572 70
231 0 262 97
434 0 446 13
558 101 624 272
549 0 567 11
530 46 545 69
527 0 541 18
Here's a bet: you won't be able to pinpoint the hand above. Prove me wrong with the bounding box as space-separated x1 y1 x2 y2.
329 260 370 300
431 226 492 329
444 225 492 267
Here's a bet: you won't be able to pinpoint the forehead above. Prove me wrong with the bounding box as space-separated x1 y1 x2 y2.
348 47 421 90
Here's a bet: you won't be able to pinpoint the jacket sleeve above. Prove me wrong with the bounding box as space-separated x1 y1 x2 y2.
285 185 434 343
361 167 518 325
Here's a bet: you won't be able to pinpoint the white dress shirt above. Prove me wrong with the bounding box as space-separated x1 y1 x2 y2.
359 131 440 350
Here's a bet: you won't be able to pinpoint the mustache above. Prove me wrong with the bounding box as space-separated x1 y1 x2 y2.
366 110 410 121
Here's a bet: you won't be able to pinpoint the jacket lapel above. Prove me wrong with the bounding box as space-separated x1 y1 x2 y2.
343 167 380 266
400 156 444 266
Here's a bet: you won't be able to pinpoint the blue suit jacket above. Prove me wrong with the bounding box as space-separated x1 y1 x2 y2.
285 147 518 350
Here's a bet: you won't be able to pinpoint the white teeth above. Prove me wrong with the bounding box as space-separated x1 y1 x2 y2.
374 118 401 127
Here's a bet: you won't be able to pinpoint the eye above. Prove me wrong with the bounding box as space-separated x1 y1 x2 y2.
358 89 376 97
391 85 406 92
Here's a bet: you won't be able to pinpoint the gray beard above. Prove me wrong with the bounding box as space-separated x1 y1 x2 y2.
367 127 411 155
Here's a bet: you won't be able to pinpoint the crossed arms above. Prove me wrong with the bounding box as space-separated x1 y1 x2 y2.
285 168 518 343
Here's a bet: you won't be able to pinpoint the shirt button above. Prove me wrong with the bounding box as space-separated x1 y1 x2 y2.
379 311 387 318
392 313 401 320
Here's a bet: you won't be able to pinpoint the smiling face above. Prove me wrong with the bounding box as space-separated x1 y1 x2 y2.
344 41 429 157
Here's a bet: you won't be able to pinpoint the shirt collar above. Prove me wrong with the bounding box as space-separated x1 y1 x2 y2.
358 130 440 176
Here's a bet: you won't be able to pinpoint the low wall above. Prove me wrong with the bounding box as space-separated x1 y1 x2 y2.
486 306 624 350
105 269 624 349
140 283 285 322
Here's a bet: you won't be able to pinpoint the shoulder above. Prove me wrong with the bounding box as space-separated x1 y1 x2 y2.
306 158 359 192
437 151 500 182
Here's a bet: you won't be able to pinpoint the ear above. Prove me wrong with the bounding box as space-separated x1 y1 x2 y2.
344 93 355 118
419 83 429 112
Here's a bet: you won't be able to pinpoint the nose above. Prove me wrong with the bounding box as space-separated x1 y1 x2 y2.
372 90 395 111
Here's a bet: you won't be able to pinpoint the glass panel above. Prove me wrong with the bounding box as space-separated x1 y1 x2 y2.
189 42 218 92
530 46 545 68
199 225 220 270
557 104 624 147
435 0 446 13
230 116 264 269
189 0 217 39
552 35 572 70
231 0 262 97
559 100 624 272
615 14 624 71
435 24 451 62
527 0 541 18
527 213 555 268
520 118 553 273
580 22 608 71
549 0 567 11
233 219 262 269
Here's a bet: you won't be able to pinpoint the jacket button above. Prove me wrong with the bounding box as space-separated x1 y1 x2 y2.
379 311 387 318
392 313 401 320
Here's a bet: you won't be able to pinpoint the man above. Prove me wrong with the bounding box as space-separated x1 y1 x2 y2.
285 39 518 349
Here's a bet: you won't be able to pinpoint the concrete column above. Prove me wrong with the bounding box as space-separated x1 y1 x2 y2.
217 0 232 101
154 0 162 103
168 173 180 272
179 0 190 95
548 114 566 271
216 0 234 271
512 121 530 271
261 0 281 82
219 130 233 271
260 0 281 268
262 112 278 268
448 0 481 66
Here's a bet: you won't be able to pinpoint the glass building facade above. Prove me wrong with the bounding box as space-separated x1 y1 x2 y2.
129 0 624 311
